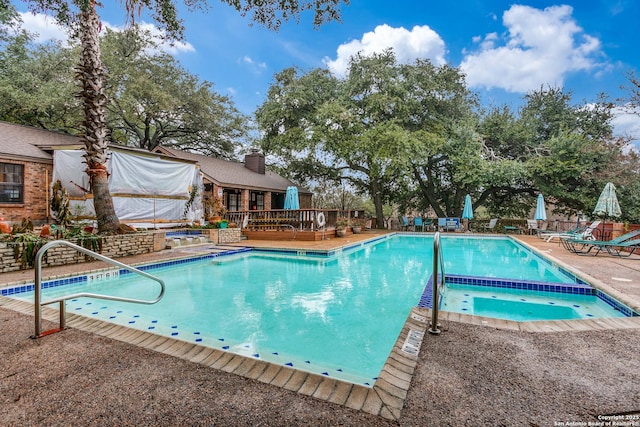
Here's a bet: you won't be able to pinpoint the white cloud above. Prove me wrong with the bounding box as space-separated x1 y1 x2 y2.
323 24 446 77
16 12 194 55
241 55 267 74
611 105 640 150
18 12 70 44
134 22 195 55
460 5 605 93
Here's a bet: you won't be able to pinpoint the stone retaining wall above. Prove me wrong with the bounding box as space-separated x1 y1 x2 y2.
206 228 241 244
0 232 158 273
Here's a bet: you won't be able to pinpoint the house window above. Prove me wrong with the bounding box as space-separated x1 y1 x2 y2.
250 192 264 210
0 163 24 203
226 191 241 211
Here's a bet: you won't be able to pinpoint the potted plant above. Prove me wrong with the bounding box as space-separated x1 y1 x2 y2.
351 217 366 234
205 195 227 222
335 217 350 237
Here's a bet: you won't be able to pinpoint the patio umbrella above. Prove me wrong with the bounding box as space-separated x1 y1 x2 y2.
462 194 473 232
284 186 299 210
534 194 547 221
462 194 473 219
593 182 621 240
593 182 621 219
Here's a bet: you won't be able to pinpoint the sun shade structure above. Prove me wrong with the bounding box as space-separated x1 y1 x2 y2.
284 186 299 210
462 194 474 219
534 194 547 221
593 182 621 219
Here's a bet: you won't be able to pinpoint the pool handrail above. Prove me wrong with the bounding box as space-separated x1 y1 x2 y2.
429 232 445 335
33 240 165 338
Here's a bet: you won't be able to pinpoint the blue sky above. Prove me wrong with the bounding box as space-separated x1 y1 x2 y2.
14 0 640 146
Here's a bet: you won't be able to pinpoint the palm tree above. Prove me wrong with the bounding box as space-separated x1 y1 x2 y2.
77 2 119 233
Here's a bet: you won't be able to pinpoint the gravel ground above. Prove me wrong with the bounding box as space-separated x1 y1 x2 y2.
2 306 639 426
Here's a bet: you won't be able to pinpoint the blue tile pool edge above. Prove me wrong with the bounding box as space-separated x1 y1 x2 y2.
0 247 253 297
417 274 639 318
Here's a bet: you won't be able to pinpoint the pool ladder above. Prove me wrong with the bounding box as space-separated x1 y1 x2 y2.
32 240 165 338
429 232 446 335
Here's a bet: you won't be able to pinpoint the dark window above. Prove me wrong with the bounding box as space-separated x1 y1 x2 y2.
226 191 241 211
250 192 264 210
0 163 24 203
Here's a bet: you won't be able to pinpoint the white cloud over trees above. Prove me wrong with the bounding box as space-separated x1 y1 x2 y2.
16 12 194 55
460 5 605 92
323 24 446 77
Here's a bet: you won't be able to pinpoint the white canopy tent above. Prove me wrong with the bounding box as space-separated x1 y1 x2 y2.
52 148 204 228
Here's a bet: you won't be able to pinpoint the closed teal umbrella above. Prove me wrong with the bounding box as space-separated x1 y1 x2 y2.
462 194 473 219
462 194 473 232
593 183 621 219
284 186 299 210
534 194 547 221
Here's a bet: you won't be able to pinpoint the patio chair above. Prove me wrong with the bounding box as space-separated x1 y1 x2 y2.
413 217 425 232
482 218 498 233
423 218 434 231
526 219 538 235
561 229 640 256
400 216 410 231
542 220 601 243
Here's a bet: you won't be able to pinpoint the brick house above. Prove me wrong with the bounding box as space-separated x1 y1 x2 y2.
0 122 79 223
0 121 311 225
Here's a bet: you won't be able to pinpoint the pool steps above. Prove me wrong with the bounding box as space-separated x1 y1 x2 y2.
165 235 210 249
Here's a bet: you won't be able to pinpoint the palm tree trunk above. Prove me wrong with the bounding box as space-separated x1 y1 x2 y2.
77 3 120 233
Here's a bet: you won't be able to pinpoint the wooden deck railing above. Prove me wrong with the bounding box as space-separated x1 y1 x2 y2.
225 209 359 231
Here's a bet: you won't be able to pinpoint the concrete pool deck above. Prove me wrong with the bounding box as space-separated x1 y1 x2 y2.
1 231 639 425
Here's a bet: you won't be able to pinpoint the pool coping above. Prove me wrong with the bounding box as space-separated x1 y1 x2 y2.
3 293 639 422
0 295 428 421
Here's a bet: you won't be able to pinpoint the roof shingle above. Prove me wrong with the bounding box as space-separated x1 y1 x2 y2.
0 121 81 162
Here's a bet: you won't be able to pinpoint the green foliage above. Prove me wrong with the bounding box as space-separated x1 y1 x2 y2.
183 184 199 219
50 180 72 227
11 217 34 233
0 25 249 156
21 0 347 41
9 233 48 269
0 20 81 131
257 53 640 221
101 27 249 156
256 50 474 226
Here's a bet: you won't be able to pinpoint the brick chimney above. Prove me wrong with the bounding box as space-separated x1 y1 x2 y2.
244 149 265 174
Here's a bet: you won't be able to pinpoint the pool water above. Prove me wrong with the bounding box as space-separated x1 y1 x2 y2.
6 235 634 385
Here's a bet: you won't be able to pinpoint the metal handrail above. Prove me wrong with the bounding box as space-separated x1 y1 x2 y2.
429 232 445 335
32 240 165 338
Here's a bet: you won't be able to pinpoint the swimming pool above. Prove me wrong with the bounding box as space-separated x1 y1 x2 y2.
3 234 636 386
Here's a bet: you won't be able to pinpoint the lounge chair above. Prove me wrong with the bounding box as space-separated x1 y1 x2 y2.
562 229 640 256
605 238 640 257
413 217 424 232
541 221 601 243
